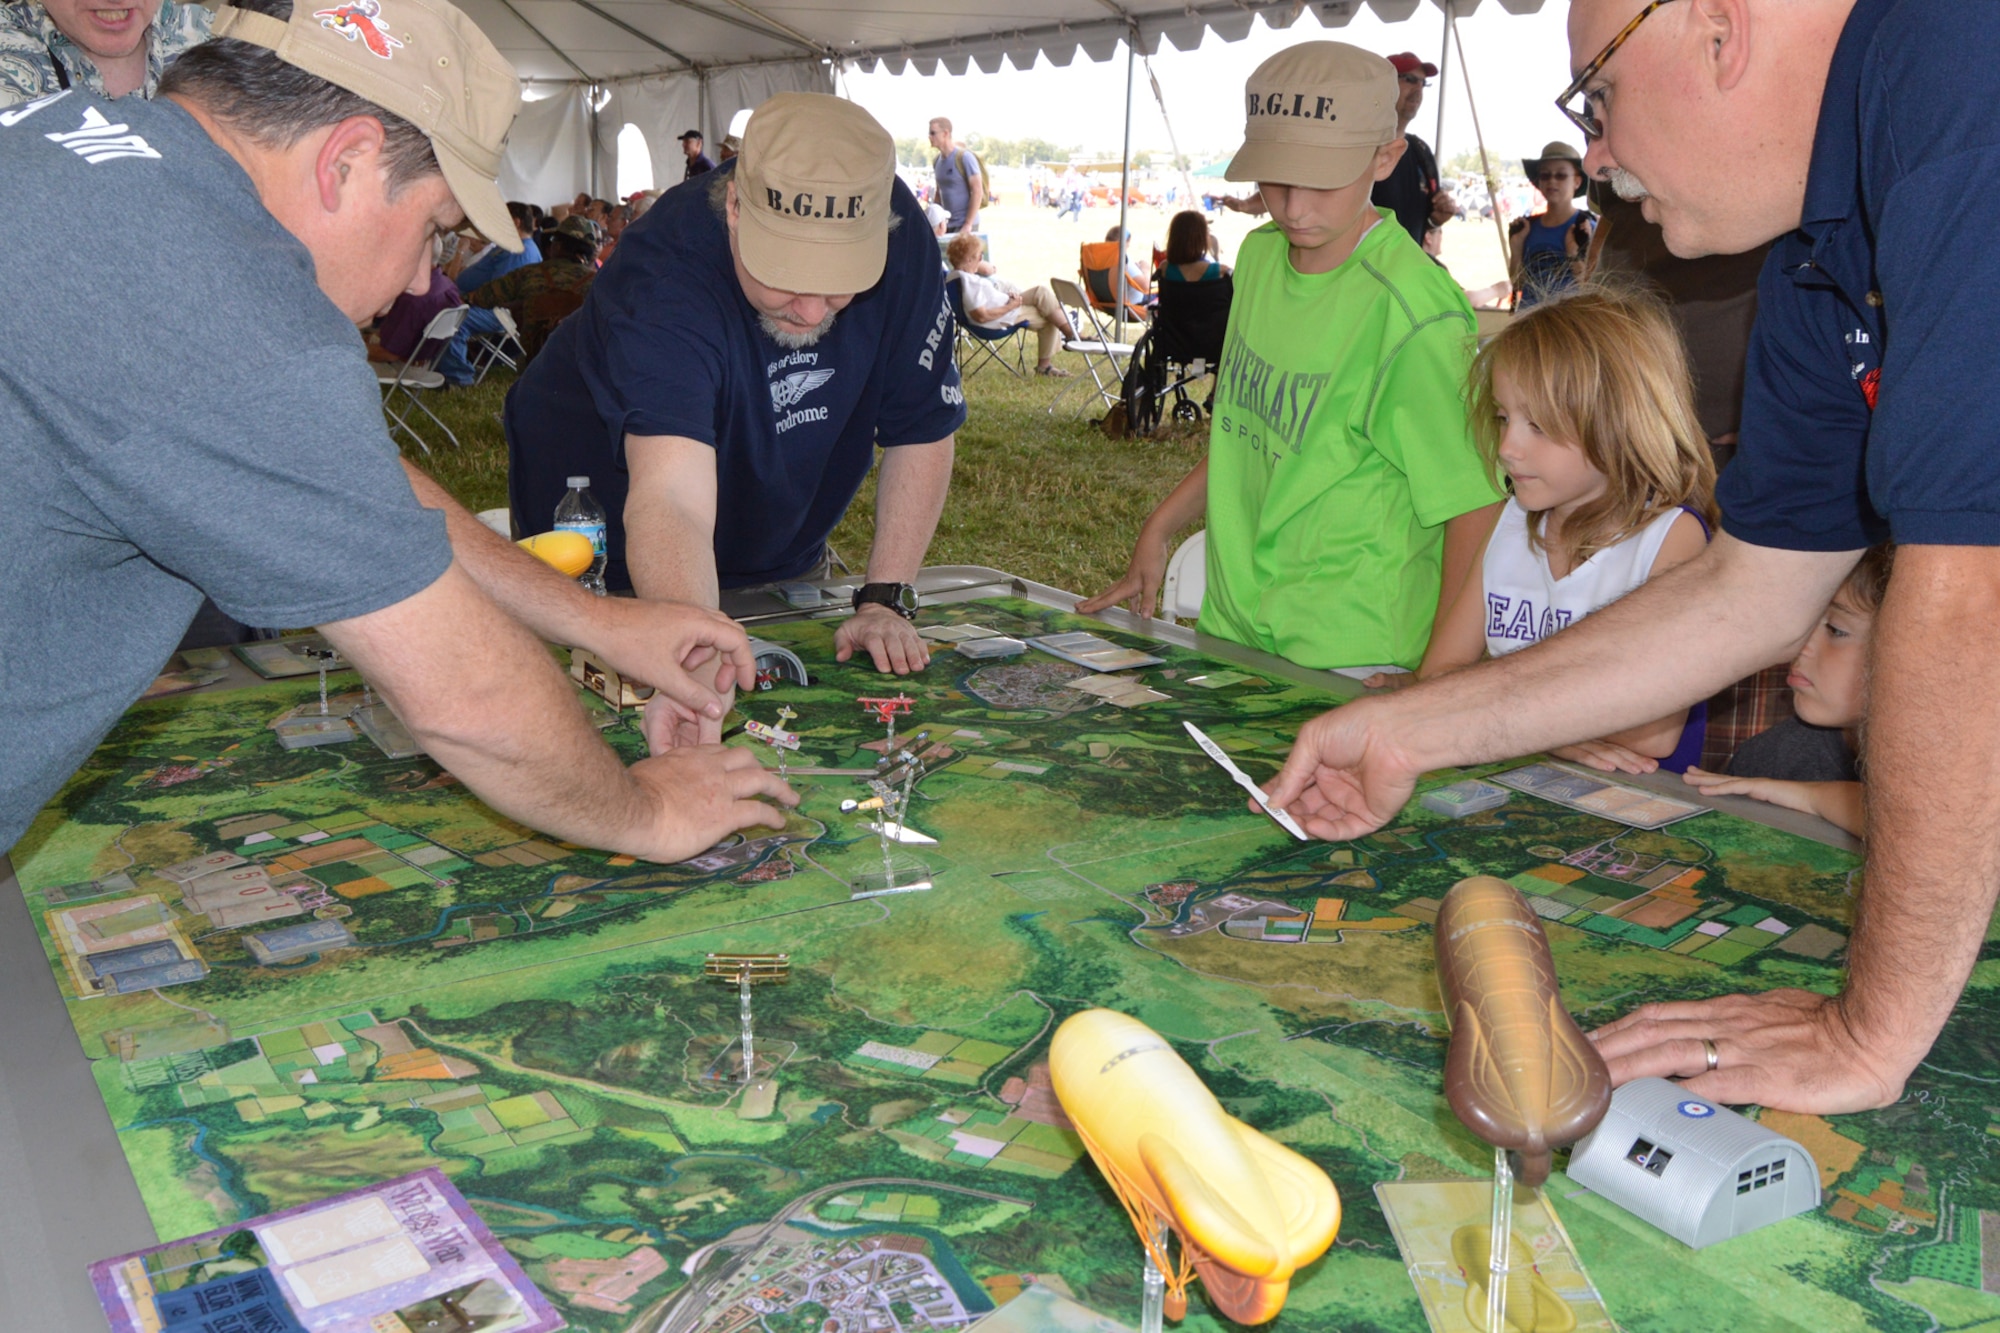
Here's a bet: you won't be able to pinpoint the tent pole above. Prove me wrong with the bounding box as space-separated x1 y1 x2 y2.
1117 30 1135 343
589 82 601 198
1432 0 1450 160
1451 18 1513 307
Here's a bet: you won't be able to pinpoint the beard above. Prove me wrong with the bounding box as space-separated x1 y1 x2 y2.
759 309 838 348
1606 167 1650 202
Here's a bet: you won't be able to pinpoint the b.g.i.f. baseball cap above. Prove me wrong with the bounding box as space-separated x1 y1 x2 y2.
1225 42 1400 191
733 92 896 294
208 0 523 252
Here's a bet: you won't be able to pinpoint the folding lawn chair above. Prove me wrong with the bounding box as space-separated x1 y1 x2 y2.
466 306 527 384
1078 240 1153 331
1047 277 1133 416
945 274 1030 378
377 304 468 455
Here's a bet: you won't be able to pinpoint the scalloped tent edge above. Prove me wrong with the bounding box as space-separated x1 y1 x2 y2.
491 0 1542 250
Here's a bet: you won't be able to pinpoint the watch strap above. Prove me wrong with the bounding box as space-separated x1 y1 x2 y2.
852 582 918 620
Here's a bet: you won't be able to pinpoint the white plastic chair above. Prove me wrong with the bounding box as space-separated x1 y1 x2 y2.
1160 530 1207 620
376 304 468 454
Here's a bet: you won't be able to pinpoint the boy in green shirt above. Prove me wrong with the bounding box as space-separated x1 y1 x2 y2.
1081 42 1501 673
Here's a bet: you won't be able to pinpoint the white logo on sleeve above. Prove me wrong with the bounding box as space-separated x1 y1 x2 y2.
770 368 836 412
46 106 160 164
0 88 71 128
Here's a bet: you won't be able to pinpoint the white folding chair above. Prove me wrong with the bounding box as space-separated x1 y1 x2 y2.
1159 530 1207 620
1048 277 1133 417
467 306 528 383
376 304 468 454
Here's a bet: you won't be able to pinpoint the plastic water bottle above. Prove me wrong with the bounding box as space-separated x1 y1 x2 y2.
553 476 607 595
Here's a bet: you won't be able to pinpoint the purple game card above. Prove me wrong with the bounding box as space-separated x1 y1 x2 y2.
90 1168 564 1333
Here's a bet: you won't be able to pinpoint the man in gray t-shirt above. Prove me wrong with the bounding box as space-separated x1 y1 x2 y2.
927 115 982 234
1 0 794 861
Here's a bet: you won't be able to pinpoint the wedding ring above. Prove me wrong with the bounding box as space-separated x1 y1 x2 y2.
1701 1037 1719 1073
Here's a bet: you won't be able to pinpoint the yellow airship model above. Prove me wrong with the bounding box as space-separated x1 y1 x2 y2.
1049 1008 1341 1325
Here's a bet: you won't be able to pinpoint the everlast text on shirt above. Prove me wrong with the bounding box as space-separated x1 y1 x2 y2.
1246 92 1339 120
766 189 867 220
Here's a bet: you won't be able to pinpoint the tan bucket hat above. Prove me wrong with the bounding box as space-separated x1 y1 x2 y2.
1523 141 1588 198
1225 42 1399 191
209 0 523 252
734 93 895 294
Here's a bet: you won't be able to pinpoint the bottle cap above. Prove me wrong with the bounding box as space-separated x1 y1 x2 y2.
567 475 590 488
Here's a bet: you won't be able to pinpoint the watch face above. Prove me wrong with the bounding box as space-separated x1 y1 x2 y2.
895 585 920 613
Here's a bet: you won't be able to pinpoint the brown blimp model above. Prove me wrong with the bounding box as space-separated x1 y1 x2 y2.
1435 876 1611 1186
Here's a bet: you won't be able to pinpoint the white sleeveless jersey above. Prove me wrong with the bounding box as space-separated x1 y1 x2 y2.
1483 498 1689 657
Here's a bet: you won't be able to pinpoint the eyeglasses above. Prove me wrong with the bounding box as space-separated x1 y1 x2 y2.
1556 0 1680 141
1534 169 1574 181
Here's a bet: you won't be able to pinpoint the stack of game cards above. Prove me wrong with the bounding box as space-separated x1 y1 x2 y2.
1028 631 1164 672
920 624 1027 660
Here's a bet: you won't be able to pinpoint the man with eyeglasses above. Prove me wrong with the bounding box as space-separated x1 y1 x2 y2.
1263 0 2000 1118
1372 52 1458 248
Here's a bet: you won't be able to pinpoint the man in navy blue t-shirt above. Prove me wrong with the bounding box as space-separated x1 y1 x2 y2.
507 93 965 678
1262 0 2000 1116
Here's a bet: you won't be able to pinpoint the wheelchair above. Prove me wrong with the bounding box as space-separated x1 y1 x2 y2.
1119 275 1233 437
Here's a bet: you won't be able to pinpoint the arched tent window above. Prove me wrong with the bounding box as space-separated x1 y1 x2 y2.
616 123 655 200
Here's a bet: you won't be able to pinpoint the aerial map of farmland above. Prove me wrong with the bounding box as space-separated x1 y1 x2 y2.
14 596 2000 1333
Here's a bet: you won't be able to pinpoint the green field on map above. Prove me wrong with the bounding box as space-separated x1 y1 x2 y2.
16 597 2000 1333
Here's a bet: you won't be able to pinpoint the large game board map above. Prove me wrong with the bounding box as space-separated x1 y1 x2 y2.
14 597 2000 1332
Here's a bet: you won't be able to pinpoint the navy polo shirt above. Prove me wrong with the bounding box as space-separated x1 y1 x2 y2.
1719 0 2000 550
505 164 965 591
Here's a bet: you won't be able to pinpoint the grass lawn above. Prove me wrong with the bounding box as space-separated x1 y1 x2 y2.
404 335 1205 605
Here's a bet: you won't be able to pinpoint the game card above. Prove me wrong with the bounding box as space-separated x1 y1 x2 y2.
261 1198 404 1266
1028 633 1165 673
283 1236 430 1309
1491 762 1708 830
1065 674 1143 698
158 851 249 883
93 1169 564 1333
956 635 1027 660
1375 1180 1616 1333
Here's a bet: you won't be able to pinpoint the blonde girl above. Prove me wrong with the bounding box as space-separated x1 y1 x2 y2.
1371 286 1718 773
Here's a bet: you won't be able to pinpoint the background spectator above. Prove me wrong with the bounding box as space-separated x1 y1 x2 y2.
929 116 983 234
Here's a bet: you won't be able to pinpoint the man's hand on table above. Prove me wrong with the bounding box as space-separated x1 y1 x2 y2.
628 744 798 862
1588 989 1909 1114
1263 697 1425 841
836 603 932 674
585 598 755 752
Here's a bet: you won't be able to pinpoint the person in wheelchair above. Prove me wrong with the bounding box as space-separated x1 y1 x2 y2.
1159 211 1231 284
1120 213 1238 433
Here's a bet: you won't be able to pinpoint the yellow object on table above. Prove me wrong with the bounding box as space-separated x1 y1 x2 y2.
516 531 593 578
1048 1008 1341 1325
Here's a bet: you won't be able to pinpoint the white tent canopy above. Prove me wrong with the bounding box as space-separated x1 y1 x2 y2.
492 0 1544 215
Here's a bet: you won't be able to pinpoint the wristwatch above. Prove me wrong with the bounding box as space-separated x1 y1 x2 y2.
852 582 919 620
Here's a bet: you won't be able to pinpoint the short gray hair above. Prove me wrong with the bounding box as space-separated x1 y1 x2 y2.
158 0 440 194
